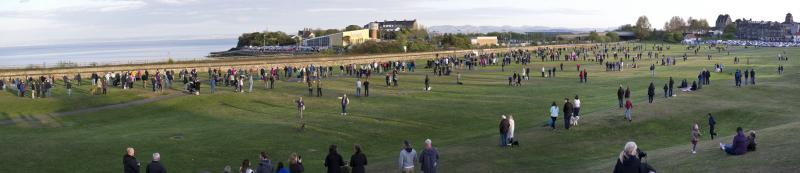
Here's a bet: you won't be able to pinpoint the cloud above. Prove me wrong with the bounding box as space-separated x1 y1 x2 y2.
156 0 197 5
306 8 377 13
19 0 30 3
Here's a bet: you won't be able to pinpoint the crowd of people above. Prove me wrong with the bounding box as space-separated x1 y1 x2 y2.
121 138 440 173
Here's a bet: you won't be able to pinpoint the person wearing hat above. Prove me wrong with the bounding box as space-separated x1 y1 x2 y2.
419 139 439 173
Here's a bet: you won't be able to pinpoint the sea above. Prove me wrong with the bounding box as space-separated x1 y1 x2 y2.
0 38 238 68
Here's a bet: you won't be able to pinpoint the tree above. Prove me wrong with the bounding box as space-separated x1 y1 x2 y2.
664 16 687 32
616 24 635 32
634 16 652 39
722 23 737 39
345 25 363 31
606 32 620 42
687 18 711 33
588 31 602 42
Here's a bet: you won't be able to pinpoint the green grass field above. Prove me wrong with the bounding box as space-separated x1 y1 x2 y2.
1 43 798 172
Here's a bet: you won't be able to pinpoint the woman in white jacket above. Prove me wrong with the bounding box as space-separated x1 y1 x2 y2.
507 115 515 145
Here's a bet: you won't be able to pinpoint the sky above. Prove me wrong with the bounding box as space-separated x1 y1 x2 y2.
1 0 799 47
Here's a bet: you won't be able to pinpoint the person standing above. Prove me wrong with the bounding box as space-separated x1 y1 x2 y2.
146 153 166 173
66 78 72 96
296 97 305 130
668 77 675 97
708 113 717 139
240 159 254 173
289 153 304 173
248 74 254 93
691 123 701 154
316 80 322 97
624 86 631 99
617 86 624 108
549 102 559 129
424 75 430 91
563 98 574 130
499 115 510 146
340 94 350 116
419 139 439 173
123 147 140 173
573 96 581 126
324 144 344 173
349 144 368 173
399 140 417 173
355 79 362 97
255 152 274 173
624 99 633 122
363 80 370 97
613 142 642 173
507 115 515 145
744 69 749 85
647 82 655 103
750 68 756 85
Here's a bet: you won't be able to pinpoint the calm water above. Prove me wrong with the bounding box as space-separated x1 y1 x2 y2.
0 38 237 68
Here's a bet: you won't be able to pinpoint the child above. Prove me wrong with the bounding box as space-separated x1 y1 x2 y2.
691 123 701 154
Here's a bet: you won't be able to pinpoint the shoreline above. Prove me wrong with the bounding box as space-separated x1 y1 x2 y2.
0 44 591 78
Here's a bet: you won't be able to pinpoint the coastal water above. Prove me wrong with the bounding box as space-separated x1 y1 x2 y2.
0 38 237 68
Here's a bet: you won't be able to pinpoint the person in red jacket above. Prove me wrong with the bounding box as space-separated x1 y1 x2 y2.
624 99 633 122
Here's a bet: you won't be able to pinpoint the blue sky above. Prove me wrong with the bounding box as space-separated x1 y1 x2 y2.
1 0 798 46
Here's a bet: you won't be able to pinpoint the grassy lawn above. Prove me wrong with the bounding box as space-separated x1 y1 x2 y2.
0 43 798 172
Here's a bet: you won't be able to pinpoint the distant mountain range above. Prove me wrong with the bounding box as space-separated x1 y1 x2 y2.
427 25 615 34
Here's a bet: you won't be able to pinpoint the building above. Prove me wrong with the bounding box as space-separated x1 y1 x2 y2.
302 29 371 48
735 13 800 42
715 14 733 30
363 19 419 40
297 28 316 39
471 36 498 46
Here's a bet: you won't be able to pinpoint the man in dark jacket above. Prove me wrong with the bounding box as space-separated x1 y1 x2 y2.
668 77 674 97
324 145 344 173
617 86 624 108
708 113 717 139
256 152 274 173
624 86 631 99
647 82 655 103
721 127 749 155
563 98 574 130
499 116 510 146
419 139 439 173
146 153 166 173
349 145 368 173
123 147 140 173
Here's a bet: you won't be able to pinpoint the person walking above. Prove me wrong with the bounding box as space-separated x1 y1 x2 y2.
324 144 344 173
499 115 510 146
399 140 417 173
617 86 624 108
613 142 643 173
624 99 633 122
647 82 655 103
123 147 140 173
349 144 368 173
691 123 701 154
750 68 756 85
549 102 559 129
146 153 166 173
708 113 717 139
424 75 430 91
419 139 439 173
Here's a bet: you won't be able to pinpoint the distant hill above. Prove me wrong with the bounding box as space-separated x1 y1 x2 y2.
427 25 614 34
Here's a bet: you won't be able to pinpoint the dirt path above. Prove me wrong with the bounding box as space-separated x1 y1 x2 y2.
0 93 185 126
